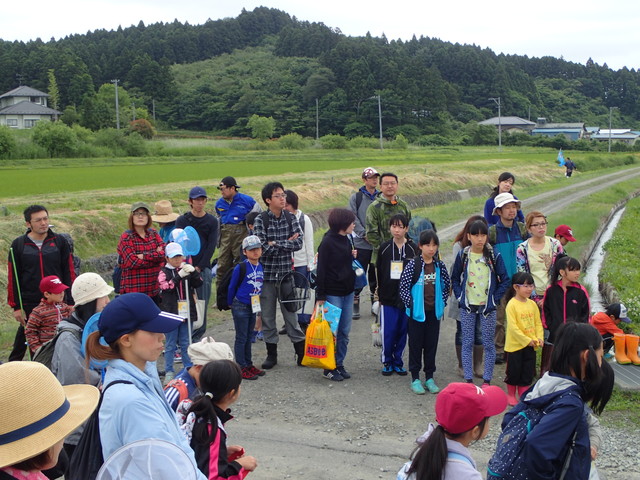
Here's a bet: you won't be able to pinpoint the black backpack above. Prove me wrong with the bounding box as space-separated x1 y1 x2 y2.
216 262 247 311
32 327 81 370
67 380 133 480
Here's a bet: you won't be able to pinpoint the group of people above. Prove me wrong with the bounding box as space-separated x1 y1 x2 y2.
2 167 634 479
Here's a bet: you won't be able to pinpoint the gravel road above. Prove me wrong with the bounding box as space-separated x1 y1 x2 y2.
204 168 640 480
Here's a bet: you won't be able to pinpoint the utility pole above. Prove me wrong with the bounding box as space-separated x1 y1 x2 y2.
608 106 618 153
111 79 120 129
152 99 156 122
315 98 319 140
489 97 502 151
376 95 383 150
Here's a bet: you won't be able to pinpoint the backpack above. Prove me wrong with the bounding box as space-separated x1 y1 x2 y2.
67 380 133 480
59 232 81 277
487 392 577 479
32 327 81 370
488 222 527 246
164 377 189 404
216 262 247 311
460 245 502 284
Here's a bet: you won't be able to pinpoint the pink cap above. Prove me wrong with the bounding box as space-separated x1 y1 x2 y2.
435 383 507 434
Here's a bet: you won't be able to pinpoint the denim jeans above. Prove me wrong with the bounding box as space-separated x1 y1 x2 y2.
165 320 193 373
231 299 256 367
325 293 354 367
192 267 212 342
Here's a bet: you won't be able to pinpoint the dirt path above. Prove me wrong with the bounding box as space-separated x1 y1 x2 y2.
203 168 640 480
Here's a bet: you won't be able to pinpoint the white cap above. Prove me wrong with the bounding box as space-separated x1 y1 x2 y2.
72 273 114 306
165 242 184 258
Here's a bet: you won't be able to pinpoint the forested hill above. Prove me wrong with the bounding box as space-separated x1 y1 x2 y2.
1 6 638 137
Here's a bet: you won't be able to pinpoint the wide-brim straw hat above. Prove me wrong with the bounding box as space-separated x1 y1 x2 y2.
151 200 179 223
0 362 99 468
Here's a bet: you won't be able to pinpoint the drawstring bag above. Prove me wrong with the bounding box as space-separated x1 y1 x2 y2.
302 306 336 370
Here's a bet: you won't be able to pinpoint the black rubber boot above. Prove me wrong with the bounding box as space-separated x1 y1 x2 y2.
262 342 278 369
294 340 306 366
352 295 361 320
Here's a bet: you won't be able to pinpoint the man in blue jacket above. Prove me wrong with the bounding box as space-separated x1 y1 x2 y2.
488 193 529 363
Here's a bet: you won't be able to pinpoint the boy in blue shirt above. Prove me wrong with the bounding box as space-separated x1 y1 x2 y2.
228 235 265 380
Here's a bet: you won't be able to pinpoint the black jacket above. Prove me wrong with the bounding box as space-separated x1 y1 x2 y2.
542 281 590 343
376 239 419 308
315 231 355 300
7 229 75 310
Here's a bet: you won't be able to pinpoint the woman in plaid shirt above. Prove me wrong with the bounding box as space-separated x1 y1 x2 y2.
117 202 165 302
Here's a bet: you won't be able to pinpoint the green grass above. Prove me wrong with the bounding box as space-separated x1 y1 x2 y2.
600 388 640 429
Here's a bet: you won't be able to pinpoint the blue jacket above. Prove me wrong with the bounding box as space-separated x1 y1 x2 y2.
488 220 529 278
502 372 590 480
215 192 258 225
100 359 206 480
450 246 510 315
399 256 450 321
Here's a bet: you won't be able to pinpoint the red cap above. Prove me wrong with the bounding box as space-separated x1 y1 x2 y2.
435 383 507 434
39 275 69 294
554 224 576 242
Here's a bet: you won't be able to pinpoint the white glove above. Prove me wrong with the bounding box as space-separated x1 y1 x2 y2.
178 263 195 278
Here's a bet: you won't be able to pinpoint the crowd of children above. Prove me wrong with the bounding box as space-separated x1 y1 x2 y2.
5 169 637 480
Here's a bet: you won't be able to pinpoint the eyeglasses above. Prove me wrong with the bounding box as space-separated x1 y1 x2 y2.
133 211 148 217
530 222 548 228
217 184 230 190
271 194 286 199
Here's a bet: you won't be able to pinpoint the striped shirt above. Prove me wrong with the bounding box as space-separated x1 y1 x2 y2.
25 299 72 352
253 210 303 282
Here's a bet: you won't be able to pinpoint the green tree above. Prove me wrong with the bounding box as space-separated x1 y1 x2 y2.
247 114 275 140
0 125 16 158
32 121 77 157
47 69 60 111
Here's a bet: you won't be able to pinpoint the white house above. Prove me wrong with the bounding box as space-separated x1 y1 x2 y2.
0 86 61 129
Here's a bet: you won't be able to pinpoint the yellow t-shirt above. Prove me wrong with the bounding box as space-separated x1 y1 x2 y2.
527 237 553 294
505 297 544 352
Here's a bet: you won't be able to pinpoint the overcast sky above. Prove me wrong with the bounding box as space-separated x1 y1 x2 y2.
2 0 638 71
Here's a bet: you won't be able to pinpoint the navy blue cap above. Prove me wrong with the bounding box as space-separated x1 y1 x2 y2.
98 293 184 344
188 186 207 199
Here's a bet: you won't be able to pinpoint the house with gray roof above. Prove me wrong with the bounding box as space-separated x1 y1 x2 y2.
591 129 639 146
531 120 588 141
0 86 61 129
478 116 536 134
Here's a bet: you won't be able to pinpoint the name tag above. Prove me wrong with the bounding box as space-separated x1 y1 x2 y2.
251 295 261 313
390 261 403 280
177 300 188 319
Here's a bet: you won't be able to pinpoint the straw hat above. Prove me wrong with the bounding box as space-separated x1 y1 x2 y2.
151 200 179 223
0 362 99 468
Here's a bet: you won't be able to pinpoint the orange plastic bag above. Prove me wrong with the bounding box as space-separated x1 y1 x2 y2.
301 306 336 370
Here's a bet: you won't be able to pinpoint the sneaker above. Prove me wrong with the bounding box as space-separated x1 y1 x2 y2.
381 364 393 376
323 369 344 382
411 379 426 395
393 366 408 376
425 378 440 394
495 353 506 364
163 371 175 386
241 366 258 380
248 365 266 377
174 352 182 362
256 331 264 341
336 365 351 379
250 330 258 343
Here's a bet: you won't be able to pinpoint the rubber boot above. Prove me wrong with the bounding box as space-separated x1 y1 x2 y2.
625 334 640 365
614 333 631 365
540 343 554 378
293 340 306 366
517 385 529 401
352 295 361 320
473 345 484 378
262 342 278 369
506 384 518 406
455 345 463 377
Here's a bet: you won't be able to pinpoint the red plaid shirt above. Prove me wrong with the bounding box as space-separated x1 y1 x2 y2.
117 229 165 297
